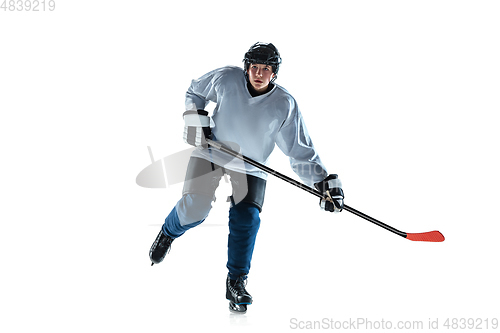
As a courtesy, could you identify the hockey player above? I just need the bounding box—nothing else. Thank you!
[149,42,344,313]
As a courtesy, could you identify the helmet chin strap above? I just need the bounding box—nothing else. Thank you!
[246,81,274,97]
[244,69,277,84]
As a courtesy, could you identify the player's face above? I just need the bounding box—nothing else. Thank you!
[247,64,275,93]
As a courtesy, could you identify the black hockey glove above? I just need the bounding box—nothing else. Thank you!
[183,110,212,147]
[314,174,344,213]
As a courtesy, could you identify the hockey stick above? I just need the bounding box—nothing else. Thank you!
[206,139,444,242]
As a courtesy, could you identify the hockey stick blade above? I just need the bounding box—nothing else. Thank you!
[343,205,445,242]
[405,231,445,242]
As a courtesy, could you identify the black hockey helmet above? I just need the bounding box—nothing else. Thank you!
[243,42,282,81]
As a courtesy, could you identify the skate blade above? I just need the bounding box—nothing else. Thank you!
[229,302,247,314]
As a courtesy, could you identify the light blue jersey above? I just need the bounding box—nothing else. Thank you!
[185,66,328,187]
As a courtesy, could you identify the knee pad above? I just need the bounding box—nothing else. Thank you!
[176,193,214,226]
[229,202,261,230]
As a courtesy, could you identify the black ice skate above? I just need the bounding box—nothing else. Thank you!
[226,275,252,314]
[149,230,174,266]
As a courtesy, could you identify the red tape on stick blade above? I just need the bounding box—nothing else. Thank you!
[406,231,445,242]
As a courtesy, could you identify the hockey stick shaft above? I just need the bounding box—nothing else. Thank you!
[206,139,444,242]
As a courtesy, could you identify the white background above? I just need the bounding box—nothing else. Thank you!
[1,1,499,332]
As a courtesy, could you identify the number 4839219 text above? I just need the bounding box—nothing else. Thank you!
[1,0,56,11]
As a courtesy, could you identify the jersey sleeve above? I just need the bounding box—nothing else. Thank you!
[185,68,223,111]
[275,99,329,187]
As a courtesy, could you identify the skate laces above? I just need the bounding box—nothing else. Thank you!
[157,233,173,254]
[163,236,173,253]
[232,276,248,292]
